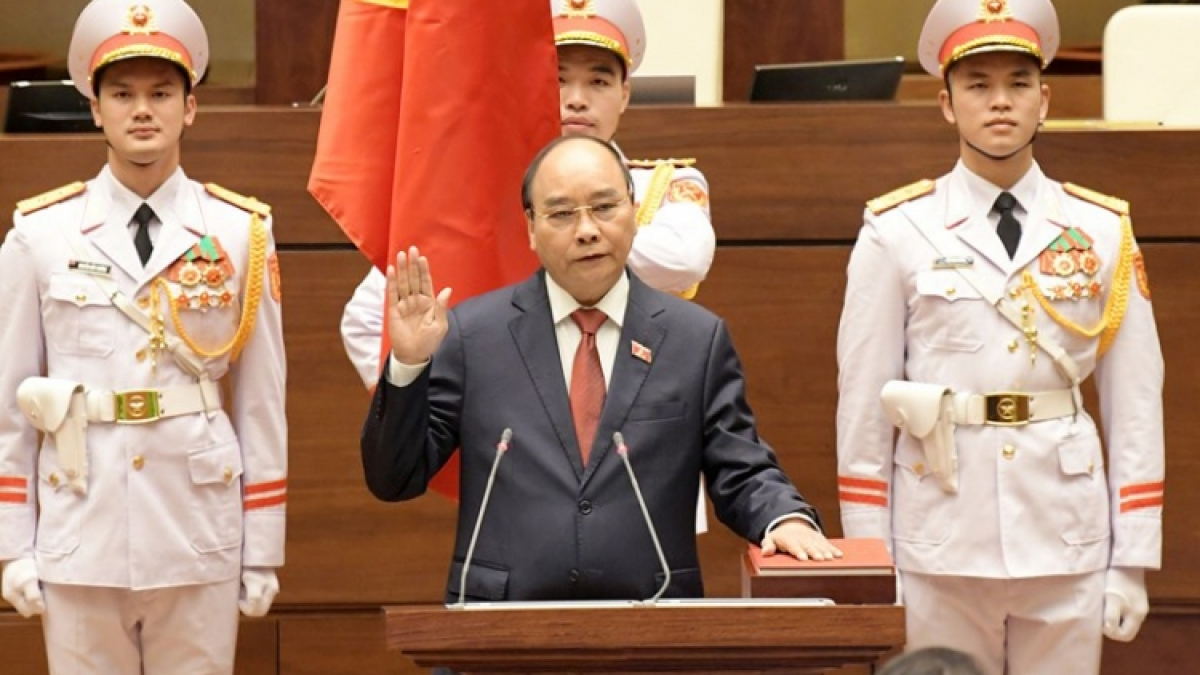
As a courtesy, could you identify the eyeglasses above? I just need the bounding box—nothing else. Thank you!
[528,196,630,230]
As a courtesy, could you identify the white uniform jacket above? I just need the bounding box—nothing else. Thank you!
[0,167,288,590]
[836,162,1163,578]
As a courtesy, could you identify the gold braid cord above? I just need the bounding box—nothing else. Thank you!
[156,213,268,362]
[1020,215,1134,355]
[635,162,674,227]
[1097,216,1136,356]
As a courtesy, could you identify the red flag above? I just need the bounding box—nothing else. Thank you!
[310,0,559,499]
[308,0,409,268]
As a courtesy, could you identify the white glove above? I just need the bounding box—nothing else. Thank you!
[1103,567,1149,642]
[2,558,45,618]
[238,567,279,618]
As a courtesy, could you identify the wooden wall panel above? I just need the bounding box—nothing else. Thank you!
[6,107,1200,246]
[723,0,845,102]
[278,614,416,675]
[255,0,339,105]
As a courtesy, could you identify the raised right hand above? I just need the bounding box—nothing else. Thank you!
[386,246,453,365]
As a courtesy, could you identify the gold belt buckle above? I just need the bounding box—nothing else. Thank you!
[114,390,161,424]
[984,393,1030,426]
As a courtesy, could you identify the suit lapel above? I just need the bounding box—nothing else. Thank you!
[945,180,1012,274]
[141,181,205,287]
[581,275,666,488]
[509,273,587,479]
[1009,179,1069,272]
[81,186,144,282]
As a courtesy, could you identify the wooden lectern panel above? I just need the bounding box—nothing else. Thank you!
[385,603,904,674]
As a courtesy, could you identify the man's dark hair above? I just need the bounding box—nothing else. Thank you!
[521,135,635,212]
[876,647,985,675]
[92,60,194,97]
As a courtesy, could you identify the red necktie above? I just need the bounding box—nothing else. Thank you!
[570,308,607,464]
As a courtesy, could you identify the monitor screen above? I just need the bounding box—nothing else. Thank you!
[4,80,99,134]
[749,57,906,103]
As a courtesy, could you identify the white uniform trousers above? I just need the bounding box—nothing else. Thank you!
[42,578,240,675]
[902,571,1105,675]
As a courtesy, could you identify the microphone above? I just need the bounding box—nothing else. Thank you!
[456,427,512,607]
[613,431,671,603]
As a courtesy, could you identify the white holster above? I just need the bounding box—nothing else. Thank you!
[880,380,958,494]
[16,378,89,496]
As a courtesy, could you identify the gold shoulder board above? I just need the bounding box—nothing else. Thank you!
[16,182,87,216]
[866,179,936,216]
[205,183,272,217]
[627,157,697,169]
[1063,183,1129,216]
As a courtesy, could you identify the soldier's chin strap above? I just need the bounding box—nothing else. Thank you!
[892,198,1085,414]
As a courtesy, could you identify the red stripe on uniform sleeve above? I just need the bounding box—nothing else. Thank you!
[1120,496,1164,513]
[245,479,288,495]
[839,489,888,507]
[838,476,888,492]
[1119,482,1164,498]
[244,494,287,511]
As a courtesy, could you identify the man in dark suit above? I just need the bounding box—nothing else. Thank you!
[362,135,838,603]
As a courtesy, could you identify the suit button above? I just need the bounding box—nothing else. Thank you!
[223,467,235,484]
[48,473,60,487]
[1002,444,1016,460]
[568,569,581,584]
[132,455,145,471]
[578,500,592,515]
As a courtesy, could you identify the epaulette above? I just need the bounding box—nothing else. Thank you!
[204,183,272,217]
[626,157,697,169]
[16,182,87,216]
[866,179,936,216]
[1063,183,1129,216]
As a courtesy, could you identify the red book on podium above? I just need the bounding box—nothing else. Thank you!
[741,538,897,605]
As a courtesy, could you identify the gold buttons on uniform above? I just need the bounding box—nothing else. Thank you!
[1002,444,1016,460]
[1009,287,1022,299]
[1008,339,1020,353]
[945,287,957,297]
[223,467,234,484]
[136,349,148,363]
[913,462,926,476]
[136,295,150,310]
[75,293,88,303]
[48,473,60,487]
[132,456,145,471]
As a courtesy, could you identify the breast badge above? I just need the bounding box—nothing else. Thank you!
[166,236,236,311]
[1037,227,1103,301]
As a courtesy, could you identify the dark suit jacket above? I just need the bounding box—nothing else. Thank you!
[362,270,820,602]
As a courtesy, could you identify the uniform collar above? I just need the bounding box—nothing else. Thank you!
[955,159,1043,218]
[546,269,629,329]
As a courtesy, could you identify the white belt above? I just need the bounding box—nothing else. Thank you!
[952,389,1076,426]
[85,380,221,424]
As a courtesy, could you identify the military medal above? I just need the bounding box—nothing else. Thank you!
[1037,227,1102,301]
[166,235,236,311]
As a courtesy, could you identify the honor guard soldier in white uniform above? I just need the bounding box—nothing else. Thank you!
[836,1,1163,673]
[339,0,714,531]
[0,1,288,673]
[341,0,716,387]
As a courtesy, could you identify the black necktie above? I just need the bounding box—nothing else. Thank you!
[993,191,1021,259]
[133,203,155,265]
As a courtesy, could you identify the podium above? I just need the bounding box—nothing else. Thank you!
[384,601,905,674]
